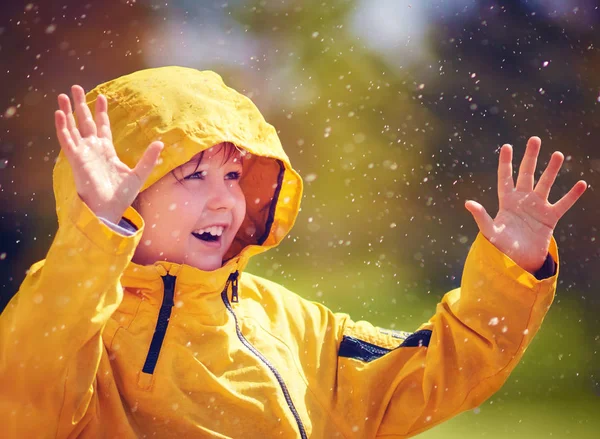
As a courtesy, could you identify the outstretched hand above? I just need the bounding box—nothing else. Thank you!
[465,136,587,274]
[55,85,164,224]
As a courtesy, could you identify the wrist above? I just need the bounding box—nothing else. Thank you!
[77,193,126,225]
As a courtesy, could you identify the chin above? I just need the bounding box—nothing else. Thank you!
[190,258,223,272]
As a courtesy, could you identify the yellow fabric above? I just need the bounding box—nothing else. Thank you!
[0,66,559,438]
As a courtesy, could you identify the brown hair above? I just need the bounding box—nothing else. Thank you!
[132,142,243,210]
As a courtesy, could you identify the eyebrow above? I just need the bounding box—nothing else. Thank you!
[181,153,243,169]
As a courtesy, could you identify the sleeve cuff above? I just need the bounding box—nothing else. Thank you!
[474,233,559,289]
[68,195,144,255]
[98,216,139,237]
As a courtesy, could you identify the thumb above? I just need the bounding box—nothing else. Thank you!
[133,141,164,184]
[465,200,494,236]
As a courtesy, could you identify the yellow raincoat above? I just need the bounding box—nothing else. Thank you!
[0,67,558,438]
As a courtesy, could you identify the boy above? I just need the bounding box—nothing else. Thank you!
[0,66,587,438]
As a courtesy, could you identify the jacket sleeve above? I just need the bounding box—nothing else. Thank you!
[332,233,558,438]
[0,195,143,438]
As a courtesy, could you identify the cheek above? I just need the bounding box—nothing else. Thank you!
[149,194,199,228]
[234,187,247,223]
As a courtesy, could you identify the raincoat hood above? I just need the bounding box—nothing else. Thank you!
[52,66,303,278]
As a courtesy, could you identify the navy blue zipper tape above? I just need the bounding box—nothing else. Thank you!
[338,335,392,362]
[221,272,307,439]
[142,274,176,374]
[230,272,239,303]
[339,329,432,362]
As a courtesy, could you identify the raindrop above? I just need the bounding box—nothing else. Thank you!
[304,173,317,182]
[488,317,499,326]
[353,133,366,143]
[542,61,549,67]
[4,106,17,118]
[45,24,57,34]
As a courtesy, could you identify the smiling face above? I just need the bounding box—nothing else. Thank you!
[131,143,246,271]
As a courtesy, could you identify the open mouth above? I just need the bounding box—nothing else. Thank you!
[192,232,220,243]
[191,225,226,247]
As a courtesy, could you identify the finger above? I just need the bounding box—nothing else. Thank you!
[55,110,77,155]
[57,93,82,144]
[465,200,495,237]
[133,141,164,184]
[94,94,113,141]
[534,151,564,200]
[552,180,587,218]
[497,144,514,198]
[515,136,541,192]
[71,85,97,138]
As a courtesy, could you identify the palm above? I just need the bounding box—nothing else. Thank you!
[72,137,139,212]
[466,137,586,274]
[489,191,555,272]
[55,85,163,223]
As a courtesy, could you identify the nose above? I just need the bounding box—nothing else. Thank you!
[206,178,237,211]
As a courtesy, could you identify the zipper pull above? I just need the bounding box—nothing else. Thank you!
[229,271,239,303]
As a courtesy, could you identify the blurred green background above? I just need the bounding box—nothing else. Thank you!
[0,0,598,437]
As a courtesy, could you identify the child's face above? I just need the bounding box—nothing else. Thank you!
[131,143,246,271]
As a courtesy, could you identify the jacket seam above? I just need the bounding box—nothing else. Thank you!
[108,296,144,350]
[55,364,71,439]
[243,315,352,439]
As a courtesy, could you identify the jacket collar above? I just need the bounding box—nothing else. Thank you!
[119,255,247,315]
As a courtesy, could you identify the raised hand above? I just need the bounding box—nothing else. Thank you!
[55,85,164,224]
[465,136,587,274]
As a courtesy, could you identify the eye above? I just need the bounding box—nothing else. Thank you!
[226,171,242,181]
[185,170,207,180]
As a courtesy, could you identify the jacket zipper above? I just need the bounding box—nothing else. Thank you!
[142,273,175,374]
[221,271,308,439]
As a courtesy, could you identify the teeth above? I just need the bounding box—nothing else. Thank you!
[194,226,224,237]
